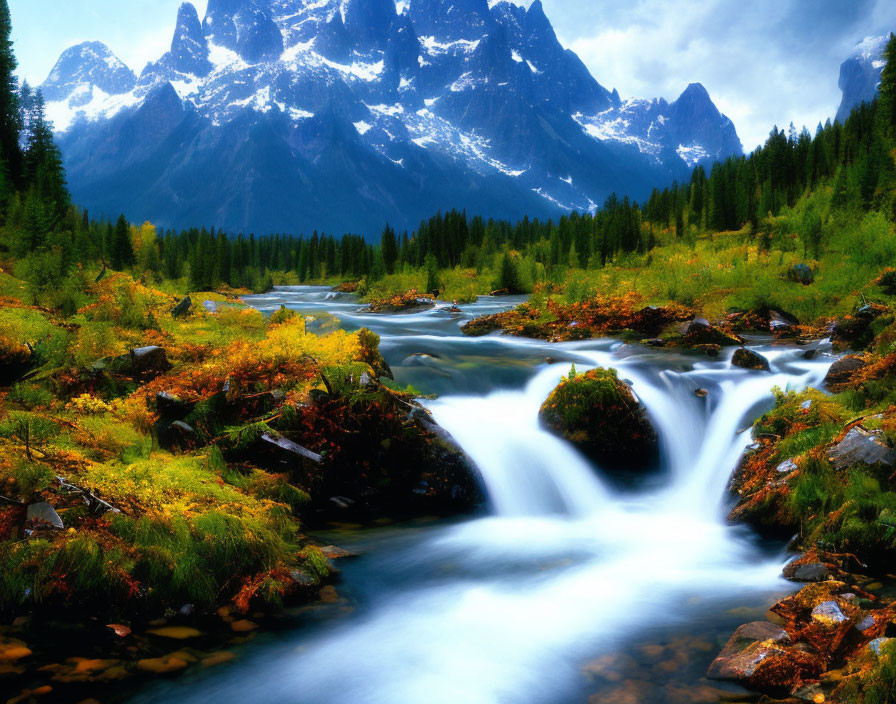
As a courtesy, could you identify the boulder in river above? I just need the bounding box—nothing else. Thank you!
[768,309,799,336]
[824,355,868,388]
[732,348,770,372]
[830,307,887,351]
[707,621,823,691]
[684,319,743,347]
[782,553,831,583]
[539,367,658,476]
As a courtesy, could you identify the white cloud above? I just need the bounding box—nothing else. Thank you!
[548,0,896,152]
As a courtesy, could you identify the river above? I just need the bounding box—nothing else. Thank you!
[133,286,835,704]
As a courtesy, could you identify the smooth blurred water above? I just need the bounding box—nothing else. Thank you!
[133,286,836,704]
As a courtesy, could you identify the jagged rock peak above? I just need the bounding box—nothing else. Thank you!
[41,41,136,102]
[170,2,212,76]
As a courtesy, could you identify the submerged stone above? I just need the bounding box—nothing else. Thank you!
[707,621,823,691]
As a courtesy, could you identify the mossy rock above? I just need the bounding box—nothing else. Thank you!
[732,348,771,372]
[683,319,744,347]
[539,367,658,476]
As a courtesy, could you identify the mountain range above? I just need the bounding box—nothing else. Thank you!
[42,0,745,236]
[836,34,889,124]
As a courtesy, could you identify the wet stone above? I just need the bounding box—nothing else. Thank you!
[776,459,798,474]
[810,600,848,627]
[783,558,829,583]
[146,626,203,640]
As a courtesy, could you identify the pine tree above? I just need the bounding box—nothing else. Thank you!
[424,253,440,295]
[495,251,522,294]
[878,34,896,137]
[23,91,67,222]
[381,224,398,275]
[111,214,135,270]
[0,0,20,184]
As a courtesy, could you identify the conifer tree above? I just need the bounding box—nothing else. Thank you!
[424,253,440,295]
[0,0,20,184]
[23,91,67,223]
[381,224,398,275]
[878,34,896,137]
[111,214,135,270]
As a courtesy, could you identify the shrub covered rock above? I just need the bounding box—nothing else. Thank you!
[539,366,658,476]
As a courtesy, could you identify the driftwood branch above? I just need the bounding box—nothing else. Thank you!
[56,476,122,516]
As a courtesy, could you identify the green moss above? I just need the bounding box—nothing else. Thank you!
[789,460,896,569]
[269,305,298,325]
[545,366,626,429]
[0,307,68,368]
[788,457,844,521]
[837,640,896,703]
[7,383,54,409]
[539,365,657,473]
[754,388,848,438]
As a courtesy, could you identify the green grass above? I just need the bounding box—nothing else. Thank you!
[775,423,841,462]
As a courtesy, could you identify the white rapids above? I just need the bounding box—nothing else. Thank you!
[134,286,836,704]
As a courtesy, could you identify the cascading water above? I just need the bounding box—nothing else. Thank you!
[133,287,837,704]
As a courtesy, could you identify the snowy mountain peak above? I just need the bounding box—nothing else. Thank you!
[836,34,889,123]
[44,0,743,236]
[41,41,136,103]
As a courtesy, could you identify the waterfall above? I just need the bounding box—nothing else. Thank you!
[429,345,831,522]
[427,367,610,516]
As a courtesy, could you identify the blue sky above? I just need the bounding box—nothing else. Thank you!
[9,0,896,151]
